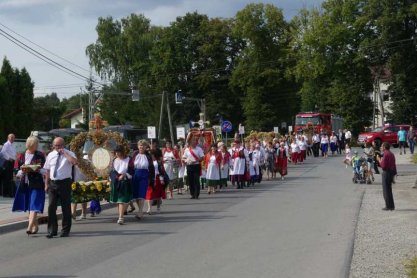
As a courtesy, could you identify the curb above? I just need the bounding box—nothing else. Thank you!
[0,202,115,235]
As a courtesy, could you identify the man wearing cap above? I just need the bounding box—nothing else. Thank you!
[377,142,396,210]
[44,137,77,238]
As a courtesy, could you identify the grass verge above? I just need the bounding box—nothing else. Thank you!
[413,154,417,164]
[405,257,417,277]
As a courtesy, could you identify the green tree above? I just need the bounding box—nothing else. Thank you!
[32,93,64,131]
[293,1,373,134]
[231,3,299,131]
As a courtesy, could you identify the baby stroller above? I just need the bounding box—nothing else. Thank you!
[352,157,372,184]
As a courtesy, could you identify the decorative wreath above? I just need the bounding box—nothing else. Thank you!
[70,130,129,180]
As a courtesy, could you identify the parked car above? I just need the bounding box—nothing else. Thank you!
[103,125,147,151]
[357,124,416,147]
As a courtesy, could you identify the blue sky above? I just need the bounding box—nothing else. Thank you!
[0,0,323,98]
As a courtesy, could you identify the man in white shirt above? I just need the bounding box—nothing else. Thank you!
[43,137,77,238]
[182,133,204,199]
[345,129,352,145]
[0,134,16,197]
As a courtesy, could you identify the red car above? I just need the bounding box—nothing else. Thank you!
[358,124,416,147]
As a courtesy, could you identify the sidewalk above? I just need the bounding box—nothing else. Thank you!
[0,196,112,234]
[350,149,417,278]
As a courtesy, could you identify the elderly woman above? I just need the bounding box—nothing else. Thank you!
[130,140,155,219]
[110,145,133,224]
[12,136,46,235]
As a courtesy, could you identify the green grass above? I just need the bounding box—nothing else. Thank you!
[413,154,417,164]
[405,257,417,277]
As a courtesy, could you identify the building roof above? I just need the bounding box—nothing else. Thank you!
[62,108,83,119]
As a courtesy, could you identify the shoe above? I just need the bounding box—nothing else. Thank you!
[59,233,69,237]
[135,214,142,220]
[26,230,32,236]
[77,215,86,221]
[128,207,135,213]
[190,196,195,199]
[156,208,161,213]
[90,212,95,217]
[146,210,152,215]
[382,207,389,211]
[31,226,39,234]
[45,233,57,239]
[117,218,124,225]
[124,211,128,215]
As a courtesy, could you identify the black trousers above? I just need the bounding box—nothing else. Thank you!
[312,143,320,157]
[382,171,395,209]
[187,164,201,198]
[0,160,15,197]
[48,178,72,235]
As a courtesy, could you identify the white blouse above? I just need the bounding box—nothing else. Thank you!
[134,154,149,169]
[114,157,130,175]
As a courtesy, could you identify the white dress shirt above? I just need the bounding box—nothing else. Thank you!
[1,141,16,161]
[114,157,132,179]
[183,146,204,165]
[44,149,76,180]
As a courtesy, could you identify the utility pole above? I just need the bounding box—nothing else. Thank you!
[158,91,165,140]
[166,92,175,144]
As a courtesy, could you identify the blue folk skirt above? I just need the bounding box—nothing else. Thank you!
[12,182,45,213]
[132,169,149,200]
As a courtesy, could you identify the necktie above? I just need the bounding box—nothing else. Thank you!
[53,153,61,179]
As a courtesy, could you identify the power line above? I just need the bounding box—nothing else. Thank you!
[0,21,98,77]
[0,27,105,87]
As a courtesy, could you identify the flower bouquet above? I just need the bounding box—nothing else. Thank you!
[71,178,111,203]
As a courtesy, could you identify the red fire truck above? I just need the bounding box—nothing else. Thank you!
[295,112,343,134]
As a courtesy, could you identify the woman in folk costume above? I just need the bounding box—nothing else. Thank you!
[248,144,259,186]
[290,139,300,165]
[329,131,338,155]
[12,136,46,235]
[218,143,231,190]
[231,140,249,189]
[177,140,186,194]
[298,136,307,163]
[320,132,330,158]
[145,149,167,214]
[228,141,236,186]
[162,139,180,199]
[130,140,155,219]
[204,145,221,194]
[276,142,288,180]
[109,145,133,225]
[264,141,275,180]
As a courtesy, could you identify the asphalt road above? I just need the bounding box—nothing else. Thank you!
[0,154,364,278]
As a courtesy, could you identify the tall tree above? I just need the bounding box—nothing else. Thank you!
[231,3,299,131]
[293,0,373,134]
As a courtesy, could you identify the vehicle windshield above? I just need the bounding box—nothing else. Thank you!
[372,127,383,132]
[295,116,320,125]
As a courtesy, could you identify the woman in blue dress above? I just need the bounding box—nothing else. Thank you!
[12,136,46,235]
[130,140,154,220]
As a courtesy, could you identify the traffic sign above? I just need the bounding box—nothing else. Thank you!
[238,124,245,135]
[147,126,156,139]
[221,120,233,133]
[274,127,279,133]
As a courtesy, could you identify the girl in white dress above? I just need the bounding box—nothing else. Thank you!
[205,145,221,194]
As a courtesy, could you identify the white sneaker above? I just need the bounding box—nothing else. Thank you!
[117,218,124,225]
[156,208,161,214]
[77,215,87,221]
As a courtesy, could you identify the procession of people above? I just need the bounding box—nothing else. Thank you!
[1,123,407,238]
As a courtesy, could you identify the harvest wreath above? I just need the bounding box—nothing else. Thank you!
[69,130,130,202]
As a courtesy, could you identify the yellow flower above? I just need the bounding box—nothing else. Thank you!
[81,185,86,192]
[97,184,103,192]
[71,183,77,191]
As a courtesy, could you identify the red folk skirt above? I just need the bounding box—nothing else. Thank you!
[291,152,298,164]
[277,156,288,176]
[145,175,166,200]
